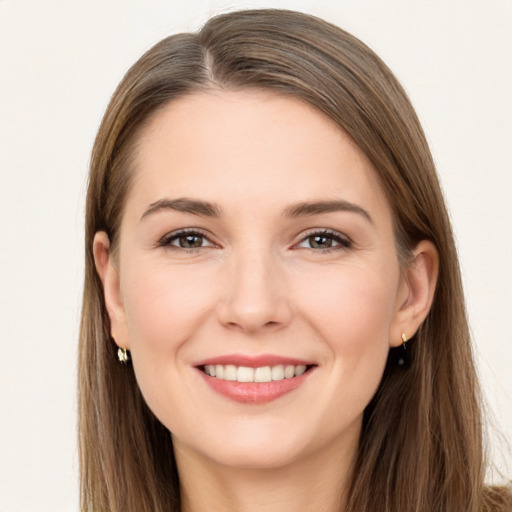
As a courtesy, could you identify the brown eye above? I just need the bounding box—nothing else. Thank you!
[297,230,352,251]
[159,230,214,250]
[177,234,205,248]
[309,235,334,249]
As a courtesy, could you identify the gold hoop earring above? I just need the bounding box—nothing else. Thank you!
[117,347,130,364]
[401,332,408,349]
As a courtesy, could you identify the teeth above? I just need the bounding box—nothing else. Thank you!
[284,365,295,379]
[295,365,306,376]
[237,366,254,382]
[271,365,284,380]
[203,363,310,382]
[254,366,272,382]
[224,365,237,381]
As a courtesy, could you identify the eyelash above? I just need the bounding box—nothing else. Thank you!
[157,228,353,253]
[296,229,352,253]
[158,229,214,252]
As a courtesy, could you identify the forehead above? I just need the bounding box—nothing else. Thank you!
[127,89,391,220]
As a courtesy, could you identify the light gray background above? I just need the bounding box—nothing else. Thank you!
[1,1,511,510]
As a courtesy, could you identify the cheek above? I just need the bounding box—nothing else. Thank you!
[297,264,398,406]
[120,260,216,357]
[118,261,218,427]
[299,262,399,347]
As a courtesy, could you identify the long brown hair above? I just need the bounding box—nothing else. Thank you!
[79,9,511,511]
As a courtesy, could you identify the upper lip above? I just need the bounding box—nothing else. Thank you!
[193,354,316,368]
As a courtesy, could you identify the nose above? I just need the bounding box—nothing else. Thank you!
[217,249,292,334]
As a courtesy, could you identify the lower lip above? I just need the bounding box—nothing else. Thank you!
[197,369,313,404]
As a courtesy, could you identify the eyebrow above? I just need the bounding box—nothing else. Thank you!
[140,197,373,224]
[283,200,373,224]
[141,198,222,220]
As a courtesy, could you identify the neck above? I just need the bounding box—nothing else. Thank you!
[175,427,358,512]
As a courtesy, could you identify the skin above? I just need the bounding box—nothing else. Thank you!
[94,90,438,512]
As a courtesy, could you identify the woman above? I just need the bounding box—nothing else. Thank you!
[79,8,511,512]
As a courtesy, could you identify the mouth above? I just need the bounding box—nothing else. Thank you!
[199,363,315,383]
[194,355,317,404]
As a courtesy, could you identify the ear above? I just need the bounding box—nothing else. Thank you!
[93,231,130,350]
[389,240,439,347]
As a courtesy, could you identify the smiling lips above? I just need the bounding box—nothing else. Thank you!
[195,355,316,404]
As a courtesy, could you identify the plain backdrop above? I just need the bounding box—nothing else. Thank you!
[0,1,511,510]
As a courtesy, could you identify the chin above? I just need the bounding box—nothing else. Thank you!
[202,439,307,471]
[179,417,339,471]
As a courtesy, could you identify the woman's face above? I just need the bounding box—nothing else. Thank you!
[101,90,412,469]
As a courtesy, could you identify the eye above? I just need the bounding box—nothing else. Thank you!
[297,230,352,251]
[159,229,215,250]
